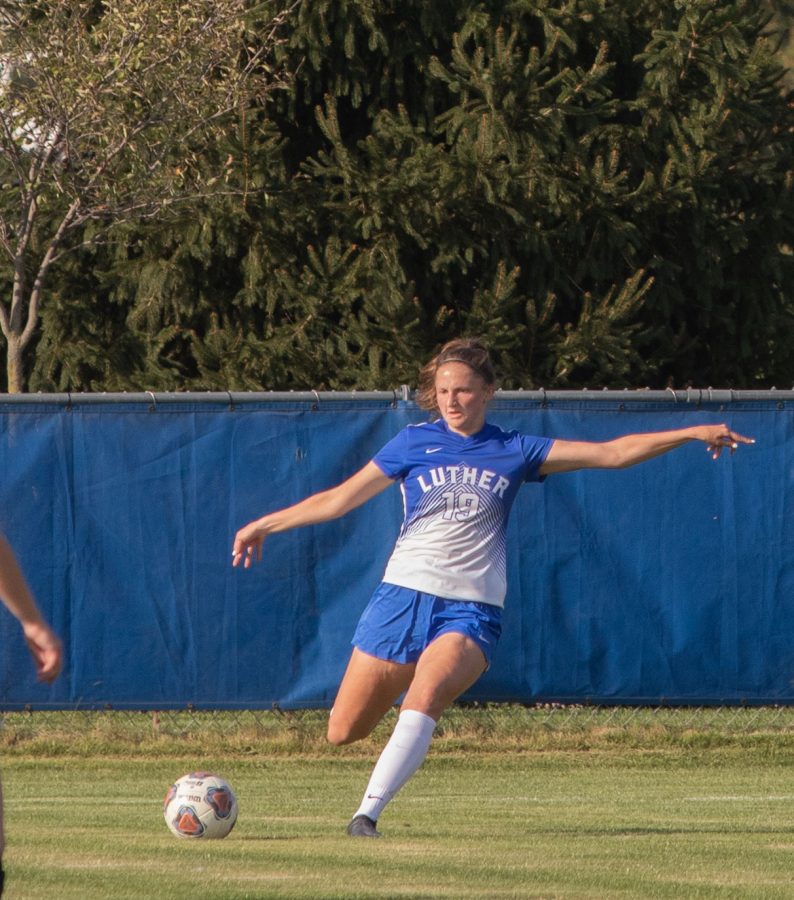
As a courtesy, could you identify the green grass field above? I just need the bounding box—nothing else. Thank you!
[3,708,794,899]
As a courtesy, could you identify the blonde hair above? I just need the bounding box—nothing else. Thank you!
[417,338,496,413]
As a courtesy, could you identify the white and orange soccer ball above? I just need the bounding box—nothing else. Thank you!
[163,771,238,839]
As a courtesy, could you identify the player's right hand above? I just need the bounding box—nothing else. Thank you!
[23,620,63,682]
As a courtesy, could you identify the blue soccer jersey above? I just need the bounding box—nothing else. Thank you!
[372,419,553,607]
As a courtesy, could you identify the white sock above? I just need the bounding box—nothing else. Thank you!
[354,709,437,822]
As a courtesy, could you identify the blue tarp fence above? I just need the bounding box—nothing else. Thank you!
[0,389,792,710]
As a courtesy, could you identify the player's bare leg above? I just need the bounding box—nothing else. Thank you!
[327,648,415,746]
[401,631,487,720]
[347,633,487,836]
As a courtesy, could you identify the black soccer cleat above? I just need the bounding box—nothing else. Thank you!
[346,814,382,838]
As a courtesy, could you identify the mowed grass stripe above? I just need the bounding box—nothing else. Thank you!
[4,749,794,899]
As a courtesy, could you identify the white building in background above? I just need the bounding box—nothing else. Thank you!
[0,53,63,158]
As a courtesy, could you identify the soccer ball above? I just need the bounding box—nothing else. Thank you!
[163,771,238,839]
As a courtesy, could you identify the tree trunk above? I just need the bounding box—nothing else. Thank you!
[6,338,24,393]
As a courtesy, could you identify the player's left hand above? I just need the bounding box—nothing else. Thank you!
[699,424,755,460]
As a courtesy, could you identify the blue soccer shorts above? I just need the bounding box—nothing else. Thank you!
[352,582,502,667]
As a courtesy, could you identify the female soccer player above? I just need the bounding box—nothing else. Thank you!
[231,338,753,837]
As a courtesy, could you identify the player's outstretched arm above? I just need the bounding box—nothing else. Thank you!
[232,461,394,569]
[0,534,63,683]
[539,424,755,476]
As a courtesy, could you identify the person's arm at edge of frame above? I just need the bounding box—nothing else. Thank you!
[539,423,756,476]
[0,534,62,683]
[232,461,395,569]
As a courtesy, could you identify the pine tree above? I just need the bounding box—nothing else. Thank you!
[29,0,794,391]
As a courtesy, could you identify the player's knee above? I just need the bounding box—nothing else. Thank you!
[326,720,354,746]
[326,714,369,746]
[325,714,342,745]
[326,707,348,745]
[326,729,350,746]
